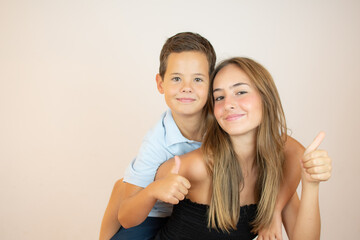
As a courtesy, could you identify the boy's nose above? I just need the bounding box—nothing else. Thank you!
[181,82,192,93]
[181,87,192,93]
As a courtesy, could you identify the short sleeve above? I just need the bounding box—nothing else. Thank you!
[124,134,170,188]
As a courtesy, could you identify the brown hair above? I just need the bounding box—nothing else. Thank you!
[159,32,216,79]
[202,57,287,233]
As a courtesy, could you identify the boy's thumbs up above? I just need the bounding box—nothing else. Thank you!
[154,155,190,204]
[171,155,181,174]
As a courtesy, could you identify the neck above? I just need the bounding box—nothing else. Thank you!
[171,111,203,142]
[230,131,257,168]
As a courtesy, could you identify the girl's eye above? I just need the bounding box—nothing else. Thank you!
[214,96,224,101]
[172,77,181,82]
[194,78,203,83]
[236,91,247,95]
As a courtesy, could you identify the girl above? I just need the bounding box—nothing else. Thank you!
[154,57,332,240]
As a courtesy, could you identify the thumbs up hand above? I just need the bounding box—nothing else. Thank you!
[301,132,332,184]
[170,155,181,174]
[152,156,191,205]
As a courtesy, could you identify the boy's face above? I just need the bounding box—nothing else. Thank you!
[156,51,209,118]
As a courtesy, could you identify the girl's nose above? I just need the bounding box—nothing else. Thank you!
[224,96,235,110]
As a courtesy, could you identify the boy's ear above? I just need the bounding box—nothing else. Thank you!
[156,74,164,94]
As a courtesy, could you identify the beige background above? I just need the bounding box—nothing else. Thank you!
[1,0,359,239]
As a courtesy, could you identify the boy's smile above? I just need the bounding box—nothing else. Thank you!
[156,51,209,118]
[176,97,196,103]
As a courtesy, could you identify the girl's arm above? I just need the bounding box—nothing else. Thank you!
[291,182,321,240]
[282,180,322,240]
[282,182,321,240]
[276,136,303,212]
[258,136,304,239]
[283,132,332,240]
[282,192,300,238]
[155,149,208,183]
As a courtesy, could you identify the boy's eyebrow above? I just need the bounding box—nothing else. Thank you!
[193,73,207,77]
[170,73,207,77]
[213,82,248,93]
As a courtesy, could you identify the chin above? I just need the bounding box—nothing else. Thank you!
[175,109,197,116]
[227,127,258,137]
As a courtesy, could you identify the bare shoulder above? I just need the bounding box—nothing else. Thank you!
[156,149,209,182]
[284,136,305,155]
[178,148,209,182]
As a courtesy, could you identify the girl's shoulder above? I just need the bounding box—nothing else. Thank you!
[156,149,209,183]
[179,148,209,182]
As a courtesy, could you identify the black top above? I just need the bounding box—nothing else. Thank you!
[155,198,258,240]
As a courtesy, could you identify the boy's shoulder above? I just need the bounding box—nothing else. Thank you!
[135,109,201,166]
[143,109,183,146]
[143,110,169,140]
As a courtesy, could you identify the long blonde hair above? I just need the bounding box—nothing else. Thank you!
[202,57,287,233]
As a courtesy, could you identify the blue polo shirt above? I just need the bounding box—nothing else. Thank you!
[123,109,202,217]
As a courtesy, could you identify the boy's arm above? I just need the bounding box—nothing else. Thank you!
[118,151,206,229]
[258,136,304,239]
[116,128,174,228]
[117,183,155,228]
[99,179,125,240]
[118,166,190,228]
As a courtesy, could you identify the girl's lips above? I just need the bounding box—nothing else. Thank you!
[176,98,195,103]
[225,114,245,121]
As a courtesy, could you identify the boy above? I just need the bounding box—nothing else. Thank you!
[100,32,303,240]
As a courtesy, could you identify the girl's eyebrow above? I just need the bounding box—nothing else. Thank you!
[213,82,249,93]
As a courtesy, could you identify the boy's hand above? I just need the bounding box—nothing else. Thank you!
[301,132,332,183]
[257,211,283,240]
[152,156,191,204]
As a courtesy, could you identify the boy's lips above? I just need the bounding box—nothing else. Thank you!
[176,98,196,103]
[225,114,245,121]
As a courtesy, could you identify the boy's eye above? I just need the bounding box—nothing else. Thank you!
[172,77,181,82]
[194,78,203,83]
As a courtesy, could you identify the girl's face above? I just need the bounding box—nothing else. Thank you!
[213,64,263,137]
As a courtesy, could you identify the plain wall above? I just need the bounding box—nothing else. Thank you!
[0,0,359,239]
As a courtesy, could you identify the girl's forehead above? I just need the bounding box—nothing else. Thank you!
[213,65,252,89]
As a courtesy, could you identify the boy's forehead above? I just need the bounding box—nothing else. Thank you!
[166,51,209,71]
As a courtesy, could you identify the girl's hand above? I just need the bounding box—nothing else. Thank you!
[301,132,332,184]
[257,211,283,240]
